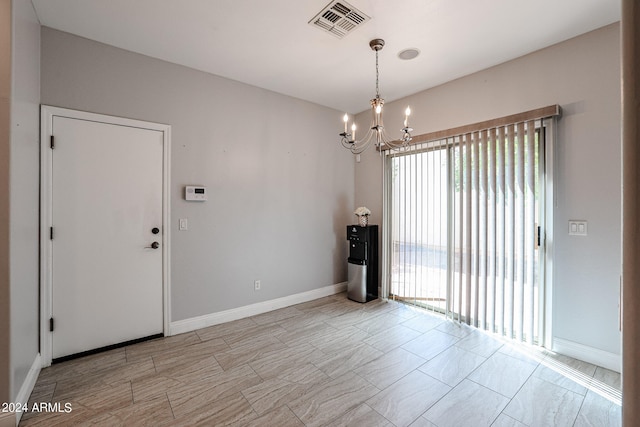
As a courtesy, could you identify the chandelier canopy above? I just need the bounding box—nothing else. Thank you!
[340,39,413,154]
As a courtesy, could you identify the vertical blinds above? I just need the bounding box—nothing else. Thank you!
[384,106,559,344]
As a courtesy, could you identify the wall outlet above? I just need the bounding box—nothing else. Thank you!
[254,280,261,291]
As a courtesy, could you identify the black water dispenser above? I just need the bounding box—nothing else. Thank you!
[347,225,378,303]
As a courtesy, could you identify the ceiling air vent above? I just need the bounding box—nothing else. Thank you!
[309,0,371,39]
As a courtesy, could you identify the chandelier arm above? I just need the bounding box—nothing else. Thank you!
[377,127,395,146]
[342,126,376,153]
[355,127,376,148]
[383,139,407,150]
[350,144,369,155]
[383,134,414,151]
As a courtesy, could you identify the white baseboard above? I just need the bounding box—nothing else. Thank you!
[553,337,621,372]
[13,353,41,425]
[6,353,42,427]
[170,282,347,336]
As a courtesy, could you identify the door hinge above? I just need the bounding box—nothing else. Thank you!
[49,317,54,332]
[50,135,54,149]
[50,226,54,240]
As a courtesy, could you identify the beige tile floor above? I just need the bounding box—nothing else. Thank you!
[20,294,621,426]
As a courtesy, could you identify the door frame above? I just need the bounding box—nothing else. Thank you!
[39,105,171,367]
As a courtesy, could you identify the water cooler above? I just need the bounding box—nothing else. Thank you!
[346,225,378,303]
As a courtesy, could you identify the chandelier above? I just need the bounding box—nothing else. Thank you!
[340,39,413,154]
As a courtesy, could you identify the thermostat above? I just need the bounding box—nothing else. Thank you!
[185,186,207,201]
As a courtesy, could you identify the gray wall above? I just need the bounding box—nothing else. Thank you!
[9,0,40,400]
[0,0,12,405]
[355,24,621,356]
[41,27,354,322]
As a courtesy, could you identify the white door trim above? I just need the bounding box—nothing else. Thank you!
[39,105,171,367]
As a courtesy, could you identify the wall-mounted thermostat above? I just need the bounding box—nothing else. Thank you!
[185,186,207,201]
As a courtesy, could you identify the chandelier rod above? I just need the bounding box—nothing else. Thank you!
[375,48,380,98]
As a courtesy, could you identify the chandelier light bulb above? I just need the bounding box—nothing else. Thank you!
[375,104,382,114]
[343,113,349,133]
[404,106,411,127]
[351,123,356,140]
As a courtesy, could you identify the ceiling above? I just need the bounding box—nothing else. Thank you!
[31,0,620,114]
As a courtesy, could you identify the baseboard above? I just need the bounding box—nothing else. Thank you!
[13,353,42,424]
[170,282,347,336]
[553,337,621,372]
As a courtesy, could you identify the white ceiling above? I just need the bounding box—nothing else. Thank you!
[31,0,620,114]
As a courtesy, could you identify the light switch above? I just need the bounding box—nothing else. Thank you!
[568,220,587,236]
[179,218,188,231]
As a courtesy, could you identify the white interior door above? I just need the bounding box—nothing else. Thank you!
[51,115,164,359]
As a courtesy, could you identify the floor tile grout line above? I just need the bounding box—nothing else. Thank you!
[414,373,458,427]
[283,403,305,427]
[383,366,455,425]
[126,380,134,410]
[492,356,548,425]
[492,413,521,427]
[244,398,262,425]
[366,400,400,427]
[530,371,593,397]
[165,391,177,421]
[571,394,588,427]
[438,377,510,427]
[465,375,516,401]
[464,345,539,392]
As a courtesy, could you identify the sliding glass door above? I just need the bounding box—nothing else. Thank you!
[388,144,449,312]
[384,120,549,345]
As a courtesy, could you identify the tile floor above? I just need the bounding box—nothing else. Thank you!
[20,293,621,426]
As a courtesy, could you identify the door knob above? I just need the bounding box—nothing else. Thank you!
[146,241,159,249]
[151,227,160,234]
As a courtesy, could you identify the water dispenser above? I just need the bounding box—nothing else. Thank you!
[346,225,378,303]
